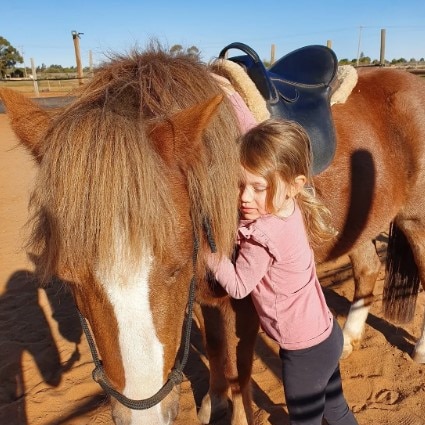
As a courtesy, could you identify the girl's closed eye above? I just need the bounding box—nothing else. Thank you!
[253,185,267,193]
[238,183,267,193]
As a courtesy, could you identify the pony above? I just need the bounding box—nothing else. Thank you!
[1,45,425,425]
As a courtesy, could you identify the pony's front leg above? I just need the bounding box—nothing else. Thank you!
[342,240,381,358]
[198,297,259,425]
[197,303,231,424]
[227,297,259,425]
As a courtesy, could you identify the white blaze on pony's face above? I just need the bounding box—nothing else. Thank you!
[96,254,173,425]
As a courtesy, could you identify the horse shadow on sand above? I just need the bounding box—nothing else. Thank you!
[0,268,101,424]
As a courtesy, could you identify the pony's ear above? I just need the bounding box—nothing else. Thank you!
[148,94,224,167]
[0,88,51,162]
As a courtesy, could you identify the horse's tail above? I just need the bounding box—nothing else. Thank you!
[382,221,420,323]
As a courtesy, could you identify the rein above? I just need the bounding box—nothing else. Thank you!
[78,219,216,410]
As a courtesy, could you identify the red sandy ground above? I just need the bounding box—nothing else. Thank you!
[1,110,425,425]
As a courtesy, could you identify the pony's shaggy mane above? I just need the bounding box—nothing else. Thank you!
[29,45,240,282]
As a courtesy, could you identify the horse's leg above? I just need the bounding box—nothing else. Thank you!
[198,298,259,425]
[342,240,382,358]
[228,298,259,425]
[414,314,425,363]
[196,303,230,424]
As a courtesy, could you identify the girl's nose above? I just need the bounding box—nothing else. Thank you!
[240,186,253,202]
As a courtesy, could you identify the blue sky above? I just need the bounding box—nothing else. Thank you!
[4,0,425,68]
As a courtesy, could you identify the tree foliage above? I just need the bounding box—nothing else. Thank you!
[0,36,23,77]
[169,44,183,55]
[169,44,200,58]
[187,45,200,57]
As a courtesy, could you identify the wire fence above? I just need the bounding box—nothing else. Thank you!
[1,63,424,99]
[0,73,93,96]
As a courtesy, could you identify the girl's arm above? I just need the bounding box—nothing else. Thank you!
[207,239,272,298]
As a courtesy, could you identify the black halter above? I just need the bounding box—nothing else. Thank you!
[78,219,216,409]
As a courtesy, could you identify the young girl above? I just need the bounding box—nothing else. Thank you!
[208,119,358,425]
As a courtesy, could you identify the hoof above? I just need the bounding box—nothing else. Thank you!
[198,393,228,424]
[412,348,425,364]
[340,346,352,359]
[341,330,362,360]
[341,340,353,359]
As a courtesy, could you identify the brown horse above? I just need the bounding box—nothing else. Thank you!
[0,48,259,425]
[1,46,425,425]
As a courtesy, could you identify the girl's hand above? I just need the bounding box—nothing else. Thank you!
[205,251,221,272]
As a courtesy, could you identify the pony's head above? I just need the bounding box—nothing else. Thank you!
[0,47,240,424]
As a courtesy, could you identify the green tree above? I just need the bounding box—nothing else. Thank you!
[47,64,65,72]
[391,58,407,65]
[170,44,183,55]
[169,44,200,58]
[187,45,200,58]
[338,58,351,65]
[0,36,23,77]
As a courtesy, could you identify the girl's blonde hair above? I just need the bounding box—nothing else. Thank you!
[239,118,337,247]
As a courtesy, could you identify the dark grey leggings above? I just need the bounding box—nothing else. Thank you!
[279,320,358,425]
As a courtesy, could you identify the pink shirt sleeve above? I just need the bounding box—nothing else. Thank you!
[207,238,272,298]
[227,91,257,134]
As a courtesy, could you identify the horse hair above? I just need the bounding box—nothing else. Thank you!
[26,44,241,283]
[382,221,420,323]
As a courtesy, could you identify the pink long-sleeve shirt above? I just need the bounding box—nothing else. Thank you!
[209,204,333,350]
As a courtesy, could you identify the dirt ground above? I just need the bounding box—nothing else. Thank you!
[1,108,425,425]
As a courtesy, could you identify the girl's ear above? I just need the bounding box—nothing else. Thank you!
[292,175,307,196]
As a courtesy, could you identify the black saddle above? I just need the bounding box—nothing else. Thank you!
[219,42,338,175]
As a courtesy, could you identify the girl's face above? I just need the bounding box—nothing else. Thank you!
[239,167,306,220]
[239,168,269,220]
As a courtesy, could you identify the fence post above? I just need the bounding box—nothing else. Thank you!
[380,29,386,66]
[71,31,84,85]
[270,44,276,65]
[30,58,39,97]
